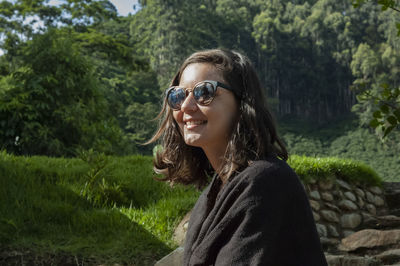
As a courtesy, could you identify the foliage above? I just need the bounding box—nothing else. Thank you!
[1,0,400,156]
[125,101,160,154]
[350,0,400,137]
[78,149,130,207]
[252,0,357,122]
[0,1,159,156]
[130,0,256,88]
[0,28,127,156]
[281,116,400,182]
[0,0,117,33]
[0,0,118,64]
[82,16,161,154]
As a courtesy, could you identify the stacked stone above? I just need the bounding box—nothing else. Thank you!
[305,177,388,242]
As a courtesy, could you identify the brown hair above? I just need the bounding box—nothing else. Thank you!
[148,49,287,187]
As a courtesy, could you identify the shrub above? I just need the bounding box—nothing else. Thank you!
[288,155,382,186]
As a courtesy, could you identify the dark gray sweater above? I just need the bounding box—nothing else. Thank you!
[183,156,328,266]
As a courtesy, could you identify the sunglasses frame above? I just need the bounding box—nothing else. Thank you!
[166,80,233,110]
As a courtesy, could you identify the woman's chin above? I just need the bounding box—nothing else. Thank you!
[184,135,204,148]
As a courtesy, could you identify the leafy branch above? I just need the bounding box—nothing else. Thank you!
[356,85,400,137]
[351,0,400,138]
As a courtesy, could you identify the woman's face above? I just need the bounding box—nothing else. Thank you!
[172,63,238,156]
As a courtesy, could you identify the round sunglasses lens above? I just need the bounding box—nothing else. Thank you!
[168,88,185,109]
[194,83,214,105]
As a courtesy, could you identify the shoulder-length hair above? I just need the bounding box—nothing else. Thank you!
[148,49,287,187]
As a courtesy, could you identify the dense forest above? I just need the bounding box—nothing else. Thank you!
[0,0,399,177]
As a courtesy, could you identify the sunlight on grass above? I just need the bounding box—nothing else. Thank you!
[0,150,383,264]
[288,155,382,186]
[0,151,199,264]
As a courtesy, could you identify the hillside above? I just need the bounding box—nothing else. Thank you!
[0,150,386,264]
[280,116,400,182]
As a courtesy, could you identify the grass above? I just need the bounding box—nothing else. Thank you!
[0,149,384,264]
[0,150,200,264]
[288,155,382,186]
[279,116,400,182]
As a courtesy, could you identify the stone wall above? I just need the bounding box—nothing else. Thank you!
[170,178,400,265]
[305,177,388,244]
[174,177,389,246]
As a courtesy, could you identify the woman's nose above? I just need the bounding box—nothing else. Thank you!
[180,92,198,112]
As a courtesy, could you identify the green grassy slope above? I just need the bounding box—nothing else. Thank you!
[0,148,384,264]
[280,117,400,182]
[0,151,200,264]
[288,155,381,185]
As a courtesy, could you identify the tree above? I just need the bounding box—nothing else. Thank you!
[88,16,161,154]
[0,28,127,156]
[0,0,164,155]
[130,0,258,88]
[351,0,400,137]
[252,0,356,122]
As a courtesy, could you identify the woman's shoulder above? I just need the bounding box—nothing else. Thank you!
[242,155,296,178]
[231,155,302,194]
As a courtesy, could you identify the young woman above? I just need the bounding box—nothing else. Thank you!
[149,49,327,265]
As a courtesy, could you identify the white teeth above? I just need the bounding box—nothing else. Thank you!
[186,121,206,125]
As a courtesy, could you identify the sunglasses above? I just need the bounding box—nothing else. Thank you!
[166,80,235,110]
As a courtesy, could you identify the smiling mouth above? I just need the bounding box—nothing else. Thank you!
[185,120,207,129]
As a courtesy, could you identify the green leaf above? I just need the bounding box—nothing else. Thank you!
[387,115,397,125]
[381,87,391,98]
[383,125,395,138]
[380,83,389,89]
[394,109,400,121]
[373,110,382,119]
[394,88,400,98]
[369,118,380,128]
[380,104,390,114]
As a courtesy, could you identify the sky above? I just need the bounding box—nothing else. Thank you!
[48,0,140,16]
[109,0,140,16]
